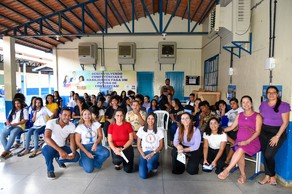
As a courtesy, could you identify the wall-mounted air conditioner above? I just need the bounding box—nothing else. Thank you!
[158,42,177,64]
[208,4,220,38]
[78,43,97,64]
[118,42,136,64]
[208,0,251,42]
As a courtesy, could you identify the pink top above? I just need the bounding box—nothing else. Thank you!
[234,112,260,156]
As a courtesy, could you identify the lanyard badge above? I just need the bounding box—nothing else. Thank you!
[84,124,95,143]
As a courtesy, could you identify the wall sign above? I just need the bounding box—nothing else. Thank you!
[186,76,200,85]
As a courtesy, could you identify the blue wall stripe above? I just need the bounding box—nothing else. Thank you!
[276,121,292,181]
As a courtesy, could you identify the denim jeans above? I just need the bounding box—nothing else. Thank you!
[42,145,80,172]
[79,143,110,173]
[25,126,45,150]
[169,122,178,141]
[0,126,23,151]
[139,151,160,179]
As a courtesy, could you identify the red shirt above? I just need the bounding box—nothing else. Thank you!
[108,122,133,147]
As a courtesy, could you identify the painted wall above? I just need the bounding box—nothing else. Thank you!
[202,0,292,183]
[56,15,203,98]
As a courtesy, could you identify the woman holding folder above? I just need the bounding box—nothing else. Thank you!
[171,112,202,175]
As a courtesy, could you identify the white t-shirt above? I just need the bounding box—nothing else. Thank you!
[99,109,105,116]
[137,126,164,152]
[44,119,75,147]
[9,108,29,129]
[225,107,244,126]
[33,107,53,127]
[75,122,101,144]
[203,132,227,150]
[186,100,195,107]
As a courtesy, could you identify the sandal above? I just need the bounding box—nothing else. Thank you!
[218,170,230,180]
[29,153,37,158]
[1,151,9,158]
[237,175,247,184]
[269,177,277,186]
[17,150,30,157]
[17,153,26,157]
[258,176,270,185]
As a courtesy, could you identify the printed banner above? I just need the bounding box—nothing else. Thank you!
[60,70,136,96]
[227,85,236,101]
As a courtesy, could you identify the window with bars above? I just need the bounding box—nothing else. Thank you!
[204,55,219,91]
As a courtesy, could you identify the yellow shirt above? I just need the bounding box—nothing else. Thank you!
[46,103,59,120]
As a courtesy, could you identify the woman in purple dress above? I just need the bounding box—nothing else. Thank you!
[218,95,262,184]
[258,86,290,185]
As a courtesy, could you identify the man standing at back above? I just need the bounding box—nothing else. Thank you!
[160,78,175,96]
[42,107,80,179]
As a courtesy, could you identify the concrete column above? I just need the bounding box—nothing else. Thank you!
[3,36,16,116]
[48,72,51,94]
[38,71,41,97]
[22,62,27,97]
[52,48,58,91]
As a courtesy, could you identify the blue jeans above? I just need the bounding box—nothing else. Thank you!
[42,145,80,172]
[169,122,178,141]
[25,126,45,150]
[79,143,110,173]
[139,151,160,179]
[0,126,23,151]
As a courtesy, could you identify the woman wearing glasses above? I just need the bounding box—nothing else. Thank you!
[171,112,202,175]
[258,86,290,185]
[75,109,110,173]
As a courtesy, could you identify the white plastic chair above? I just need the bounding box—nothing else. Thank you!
[154,110,169,150]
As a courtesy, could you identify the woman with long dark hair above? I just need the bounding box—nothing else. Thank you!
[26,96,37,129]
[169,98,184,146]
[18,97,53,158]
[258,86,290,185]
[46,94,59,119]
[0,98,28,159]
[72,97,89,126]
[219,95,262,184]
[137,113,164,179]
[53,91,63,109]
[171,112,202,175]
[120,90,127,101]
[203,118,227,174]
[148,99,159,113]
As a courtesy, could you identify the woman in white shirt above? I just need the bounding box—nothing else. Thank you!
[0,98,28,159]
[18,97,53,158]
[203,118,227,174]
[75,109,110,173]
[137,112,164,179]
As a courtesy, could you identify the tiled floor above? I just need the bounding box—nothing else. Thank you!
[0,147,291,194]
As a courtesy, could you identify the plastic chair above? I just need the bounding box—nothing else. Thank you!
[154,110,169,150]
[230,150,263,180]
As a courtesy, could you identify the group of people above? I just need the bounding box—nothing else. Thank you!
[0,85,290,185]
